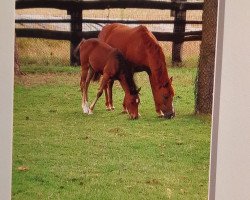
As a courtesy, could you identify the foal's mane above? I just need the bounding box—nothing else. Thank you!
[139,26,169,85]
[116,52,139,96]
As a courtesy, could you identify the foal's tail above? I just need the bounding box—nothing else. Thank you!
[74,38,102,82]
[73,38,86,61]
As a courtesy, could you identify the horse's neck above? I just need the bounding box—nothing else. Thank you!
[142,33,170,84]
[147,52,169,86]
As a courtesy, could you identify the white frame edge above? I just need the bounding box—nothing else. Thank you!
[209,1,250,199]
[1,0,250,199]
[0,1,15,200]
[208,0,225,199]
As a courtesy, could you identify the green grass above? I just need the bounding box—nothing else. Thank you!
[13,66,211,200]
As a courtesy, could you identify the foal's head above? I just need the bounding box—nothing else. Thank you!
[116,52,140,119]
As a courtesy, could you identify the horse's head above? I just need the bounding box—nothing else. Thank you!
[124,88,141,120]
[156,77,175,119]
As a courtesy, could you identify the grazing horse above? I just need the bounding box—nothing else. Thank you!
[75,38,140,119]
[99,23,175,119]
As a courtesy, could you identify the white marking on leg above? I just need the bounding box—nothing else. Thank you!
[172,102,175,113]
[83,102,89,114]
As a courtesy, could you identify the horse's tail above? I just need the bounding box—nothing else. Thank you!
[73,38,86,61]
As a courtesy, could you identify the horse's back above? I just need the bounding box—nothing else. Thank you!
[79,38,120,74]
[99,24,147,48]
[99,24,158,66]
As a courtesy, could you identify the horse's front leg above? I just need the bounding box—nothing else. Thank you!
[104,85,109,110]
[89,74,110,114]
[156,105,164,117]
[148,75,163,117]
[106,79,115,110]
[121,96,127,114]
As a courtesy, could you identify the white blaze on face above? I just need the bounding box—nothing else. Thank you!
[136,98,139,104]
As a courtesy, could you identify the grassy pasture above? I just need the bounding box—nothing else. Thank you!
[13,65,211,199]
[14,6,206,199]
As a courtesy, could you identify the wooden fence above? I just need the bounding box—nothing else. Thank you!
[15,0,203,66]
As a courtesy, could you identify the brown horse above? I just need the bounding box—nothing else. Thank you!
[75,38,140,119]
[99,23,175,119]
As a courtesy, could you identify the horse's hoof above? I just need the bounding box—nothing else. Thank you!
[83,107,89,114]
[106,107,112,111]
[88,110,93,115]
[106,105,115,111]
[121,110,127,114]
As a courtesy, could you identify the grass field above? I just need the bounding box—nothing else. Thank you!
[12,65,211,199]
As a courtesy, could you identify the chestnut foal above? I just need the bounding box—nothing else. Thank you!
[75,38,140,119]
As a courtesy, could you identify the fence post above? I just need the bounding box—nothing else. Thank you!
[170,0,176,17]
[172,0,187,67]
[68,9,82,66]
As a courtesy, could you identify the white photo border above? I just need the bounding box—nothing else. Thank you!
[0,0,15,200]
[1,1,250,199]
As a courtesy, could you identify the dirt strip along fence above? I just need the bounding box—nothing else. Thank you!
[15,0,204,66]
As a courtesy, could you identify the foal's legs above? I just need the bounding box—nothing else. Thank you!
[89,74,110,114]
[83,68,94,113]
[122,97,127,114]
[115,75,128,114]
[105,79,115,111]
[81,66,94,114]
[80,64,89,113]
[104,85,109,110]
[108,79,115,110]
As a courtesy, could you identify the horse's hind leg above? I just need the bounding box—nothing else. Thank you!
[81,66,94,114]
[80,64,89,113]
[89,74,110,114]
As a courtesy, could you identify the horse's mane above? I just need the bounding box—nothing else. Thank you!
[139,26,169,85]
[115,52,139,96]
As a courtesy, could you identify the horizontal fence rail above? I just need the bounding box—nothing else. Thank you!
[15,28,202,42]
[15,0,204,65]
[16,0,203,10]
[15,19,203,25]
